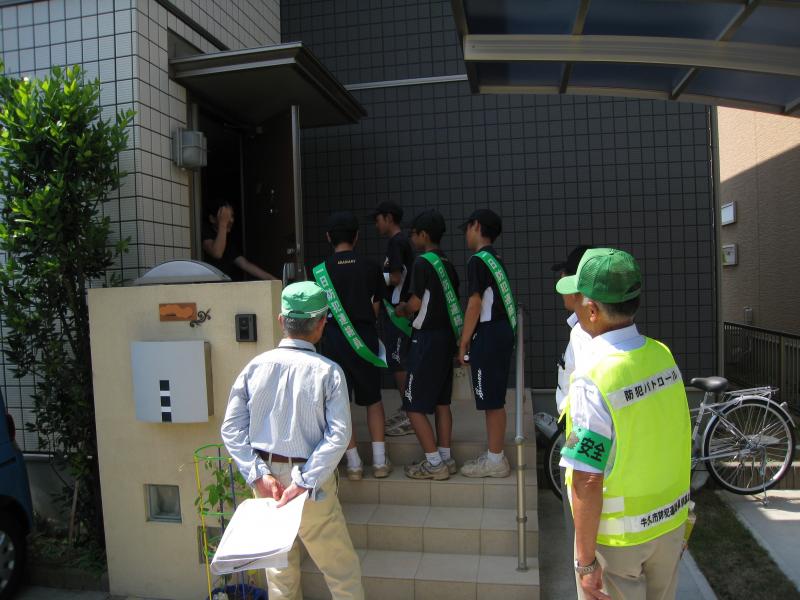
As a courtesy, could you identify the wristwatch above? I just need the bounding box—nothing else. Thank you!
[574,557,598,576]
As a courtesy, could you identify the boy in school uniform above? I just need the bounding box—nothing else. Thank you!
[458,209,516,478]
[372,201,415,437]
[314,212,393,480]
[395,209,462,480]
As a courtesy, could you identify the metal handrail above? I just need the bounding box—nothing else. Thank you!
[514,304,528,572]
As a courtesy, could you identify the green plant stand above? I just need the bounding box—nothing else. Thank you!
[193,444,264,600]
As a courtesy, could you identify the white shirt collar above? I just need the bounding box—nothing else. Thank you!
[567,313,579,328]
[279,338,317,352]
[589,323,641,352]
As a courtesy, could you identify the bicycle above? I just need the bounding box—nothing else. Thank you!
[690,376,796,501]
[539,376,797,502]
[532,411,566,501]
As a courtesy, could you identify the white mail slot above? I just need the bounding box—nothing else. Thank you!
[131,341,213,423]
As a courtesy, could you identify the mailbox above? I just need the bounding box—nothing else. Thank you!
[131,341,213,423]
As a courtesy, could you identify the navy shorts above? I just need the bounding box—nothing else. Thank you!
[320,321,382,407]
[380,309,411,372]
[469,319,514,410]
[402,328,455,415]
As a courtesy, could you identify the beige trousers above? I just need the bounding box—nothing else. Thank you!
[259,462,364,600]
[576,524,685,600]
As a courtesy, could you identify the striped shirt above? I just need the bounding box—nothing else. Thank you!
[221,338,352,500]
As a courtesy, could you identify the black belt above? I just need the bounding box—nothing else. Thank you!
[257,450,307,464]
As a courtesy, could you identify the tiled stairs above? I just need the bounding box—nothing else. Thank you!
[300,375,541,600]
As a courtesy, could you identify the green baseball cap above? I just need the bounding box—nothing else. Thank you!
[555,248,642,303]
[280,281,329,319]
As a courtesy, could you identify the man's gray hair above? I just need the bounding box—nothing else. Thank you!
[582,295,640,322]
[282,313,326,336]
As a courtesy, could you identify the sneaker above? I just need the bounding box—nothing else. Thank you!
[404,459,450,480]
[409,456,457,475]
[346,464,364,481]
[373,459,393,479]
[385,415,415,436]
[460,453,511,478]
[385,410,406,425]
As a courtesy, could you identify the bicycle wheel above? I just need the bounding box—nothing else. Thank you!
[703,397,796,494]
[544,430,565,501]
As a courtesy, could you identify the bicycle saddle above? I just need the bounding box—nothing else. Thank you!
[689,376,729,394]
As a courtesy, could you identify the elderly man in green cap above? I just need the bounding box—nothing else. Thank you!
[221,281,364,600]
[556,249,691,600]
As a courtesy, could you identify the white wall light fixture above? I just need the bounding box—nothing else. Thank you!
[721,202,736,226]
[722,243,738,266]
[172,128,207,169]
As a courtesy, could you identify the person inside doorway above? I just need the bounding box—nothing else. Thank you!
[202,201,278,281]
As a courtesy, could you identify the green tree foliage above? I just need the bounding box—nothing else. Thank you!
[0,63,134,547]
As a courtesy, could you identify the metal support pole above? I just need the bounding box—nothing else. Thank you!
[514,304,528,572]
[290,105,307,280]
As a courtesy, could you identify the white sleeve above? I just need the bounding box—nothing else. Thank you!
[559,376,614,474]
[555,340,575,415]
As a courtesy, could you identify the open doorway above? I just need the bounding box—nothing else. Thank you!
[171,44,366,282]
[197,109,295,282]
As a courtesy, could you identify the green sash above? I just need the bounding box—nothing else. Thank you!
[312,262,388,368]
[474,250,518,333]
[383,300,412,337]
[420,252,464,339]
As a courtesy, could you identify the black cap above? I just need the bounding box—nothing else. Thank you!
[551,245,594,275]
[411,209,446,239]
[371,201,403,222]
[326,211,359,233]
[459,209,502,238]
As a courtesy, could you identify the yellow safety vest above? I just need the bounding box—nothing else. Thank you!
[565,338,691,547]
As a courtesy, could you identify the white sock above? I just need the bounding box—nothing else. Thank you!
[426,451,443,466]
[346,447,362,468]
[438,447,451,461]
[372,442,386,466]
[487,450,505,464]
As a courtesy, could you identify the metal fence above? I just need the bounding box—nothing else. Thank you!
[724,322,800,413]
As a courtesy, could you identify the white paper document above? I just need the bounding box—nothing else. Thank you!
[210,493,307,575]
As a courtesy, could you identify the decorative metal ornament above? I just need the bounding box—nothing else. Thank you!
[190,308,212,328]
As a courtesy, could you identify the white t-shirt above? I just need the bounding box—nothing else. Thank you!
[555,313,593,415]
[559,324,646,474]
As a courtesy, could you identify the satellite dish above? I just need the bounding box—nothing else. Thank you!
[133,260,231,285]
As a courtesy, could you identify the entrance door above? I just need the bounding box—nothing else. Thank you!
[241,111,297,280]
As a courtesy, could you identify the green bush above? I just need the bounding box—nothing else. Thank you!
[0,62,134,548]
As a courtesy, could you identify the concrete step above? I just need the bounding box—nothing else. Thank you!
[337,467,538,511]
[342,503,538,558]
[301,549,540,600]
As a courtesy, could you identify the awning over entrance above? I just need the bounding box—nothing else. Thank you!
[451,0,800,116]
[169,43,366,127]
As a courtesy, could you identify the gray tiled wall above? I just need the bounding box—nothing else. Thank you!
[0,0,280,450]
[284,0,717,390]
